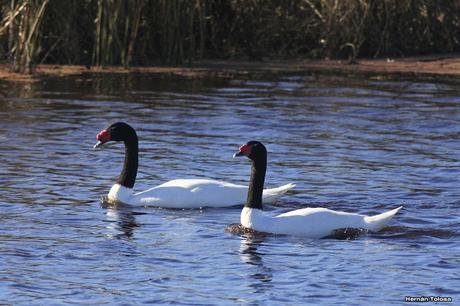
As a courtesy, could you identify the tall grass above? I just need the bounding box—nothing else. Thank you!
[0,0,49,72]
[0,0,459,73]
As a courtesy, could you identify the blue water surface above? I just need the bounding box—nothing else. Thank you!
[0,73,459,305]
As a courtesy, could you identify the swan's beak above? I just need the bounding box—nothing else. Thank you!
[94,129,111,149]
[93,140,103,149]
[233,151,244,158]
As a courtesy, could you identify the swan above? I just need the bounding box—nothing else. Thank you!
[234,141,402,238]
[94,122,295,208]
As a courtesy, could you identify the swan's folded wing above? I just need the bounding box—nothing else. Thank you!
[133,179,247,208]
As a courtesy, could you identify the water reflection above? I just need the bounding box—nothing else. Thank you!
[238,232,273,293]
[101,198,140,240]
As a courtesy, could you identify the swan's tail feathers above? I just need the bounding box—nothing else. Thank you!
[364,206,403,232]
[262,183,296,204]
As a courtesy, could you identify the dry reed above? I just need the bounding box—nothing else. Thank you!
[0,0,459,73]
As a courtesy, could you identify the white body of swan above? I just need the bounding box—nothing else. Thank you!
[241,206,402,238]
[108,179,295,209]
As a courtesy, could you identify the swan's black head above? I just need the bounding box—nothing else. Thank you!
[94,122,137,148]
[233,141,267,162]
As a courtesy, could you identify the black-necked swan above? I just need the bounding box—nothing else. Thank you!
[94,122,295,208]
[233,141,402,238]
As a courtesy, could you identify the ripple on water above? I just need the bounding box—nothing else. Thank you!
[0,74,459,305]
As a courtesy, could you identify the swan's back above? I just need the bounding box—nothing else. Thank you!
[249,206,403,238]
[272,208,369,238]
[134,179,247,208]
[158,179,243,189]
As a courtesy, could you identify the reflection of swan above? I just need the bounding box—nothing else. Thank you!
[239,234,265,265]
[239,234,273,292]
[101,197,139,239]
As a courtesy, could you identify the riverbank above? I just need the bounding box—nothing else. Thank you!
[1,55,460,82]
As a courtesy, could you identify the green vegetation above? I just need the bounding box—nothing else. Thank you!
[1,0,459,73]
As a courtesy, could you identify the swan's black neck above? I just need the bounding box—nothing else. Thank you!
[246,156,266,210]
[117,137,138,189]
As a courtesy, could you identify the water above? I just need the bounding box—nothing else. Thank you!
[1,73,459,305]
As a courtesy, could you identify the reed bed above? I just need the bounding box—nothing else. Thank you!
[0,0,459,73]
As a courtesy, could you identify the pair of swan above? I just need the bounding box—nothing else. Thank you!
[95,122,401,239]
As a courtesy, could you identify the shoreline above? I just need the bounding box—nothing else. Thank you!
[1,55,460,82]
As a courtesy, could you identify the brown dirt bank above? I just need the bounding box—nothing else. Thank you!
[1,55,460,82]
